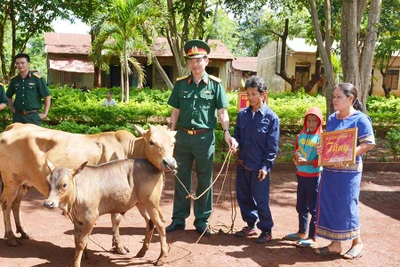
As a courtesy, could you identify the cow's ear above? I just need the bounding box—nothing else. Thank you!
[47,160,55,172]
[133,124,145,136]
[72,161,88,177]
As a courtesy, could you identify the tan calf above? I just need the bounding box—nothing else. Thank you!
[45,158,173,266]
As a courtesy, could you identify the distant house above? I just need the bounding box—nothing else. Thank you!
[45,33,94,89]
[230,57,257,90]
[44,33,234,90]
[257,37,400,96]
[258,38,320,93]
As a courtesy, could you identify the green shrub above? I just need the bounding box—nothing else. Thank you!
[2,86,399,163]
[386,127,400,161]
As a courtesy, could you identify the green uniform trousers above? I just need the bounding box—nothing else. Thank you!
[172,129,215,228]
[13,112,41,126]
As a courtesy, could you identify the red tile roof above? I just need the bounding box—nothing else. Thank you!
[44,33,233,60]
[232,57,258,72]
[45,32,91,55]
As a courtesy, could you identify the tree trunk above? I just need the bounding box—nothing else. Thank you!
[123,39,129,102]
[341,0,360,88]
[90,30,101,88]
[8,2,17,78]
[309,0,336,119]
[359,0,382,109]
[0,3,9,82]
[380,70,391,98]
[274,19,298,92]
[152,56,173,89]
[94,66,101,88]
[165,0,190,79]
[304,58,322,93]
[120,64,125,102]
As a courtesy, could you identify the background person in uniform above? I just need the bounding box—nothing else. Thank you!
[232,76,280,244]
[166,39,238,236]
[102,90,116,107]
[6,53,51,125]
[0,83,8,111]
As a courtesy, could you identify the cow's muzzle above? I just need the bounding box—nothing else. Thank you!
[162,158,177,173]
[43,199,58,209]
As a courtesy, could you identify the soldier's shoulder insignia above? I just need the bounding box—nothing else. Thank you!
[209,75,221,83]
[33,72,42,78]
[176,75,189,82]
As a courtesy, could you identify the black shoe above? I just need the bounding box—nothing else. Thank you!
[256,231,272,244]
[166,221,185,232]
[196,226,211,237]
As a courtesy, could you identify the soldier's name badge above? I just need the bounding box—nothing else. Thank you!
[28,82,35,85]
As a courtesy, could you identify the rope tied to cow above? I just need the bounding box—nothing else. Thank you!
[168,149,234,201]
[166,148,239,244]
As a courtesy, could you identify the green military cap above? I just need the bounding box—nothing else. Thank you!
[184,39,210,58]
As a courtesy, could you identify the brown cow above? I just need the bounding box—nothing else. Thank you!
[0,123,176,254]
[44,157,172,266]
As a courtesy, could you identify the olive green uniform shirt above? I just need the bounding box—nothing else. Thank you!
[0,84,7,105]
[167,72,228,129]
[6,71,50,112]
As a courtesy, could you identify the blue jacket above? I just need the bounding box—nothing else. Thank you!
[233,102,280,173]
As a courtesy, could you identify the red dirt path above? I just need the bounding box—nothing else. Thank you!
[1,169,399,267]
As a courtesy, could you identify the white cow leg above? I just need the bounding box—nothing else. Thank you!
[13,186,31,239]
[136,205,154,258]
[73,222,94,267]
[148,208,167,266]
[1,185,20,246]
[111,213,129,254]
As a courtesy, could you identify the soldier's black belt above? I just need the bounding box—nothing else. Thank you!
[181,128,210,135]
[17,110,38,115]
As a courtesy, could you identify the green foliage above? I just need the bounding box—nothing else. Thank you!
[365,95,400,130]
[2,87,399,163]
[374,0,400,74]
[267,91,326,130]
[385,127,400,161]
[0,1,71,82]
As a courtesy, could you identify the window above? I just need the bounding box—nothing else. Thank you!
[206,67,219,77]
[384,69,399,90]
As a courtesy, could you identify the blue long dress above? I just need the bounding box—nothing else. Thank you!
[316,111,375,241]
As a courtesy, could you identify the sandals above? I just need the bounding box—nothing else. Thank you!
[314,246,341,256]
[296,239,316,248]
[283,233,302,241]
[343,246,363,260]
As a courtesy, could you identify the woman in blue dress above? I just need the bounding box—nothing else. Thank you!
[314,83,375,259]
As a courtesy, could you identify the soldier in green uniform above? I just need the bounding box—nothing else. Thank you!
[0,83,8,111]
[166,39,238,236]
[7,53,51,126]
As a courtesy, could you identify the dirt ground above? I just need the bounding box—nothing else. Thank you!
[1,167,399,267]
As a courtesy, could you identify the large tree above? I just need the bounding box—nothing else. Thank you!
[155,0,211,78]
[225,0,382,115]
[0,0,70,82]
[309,0,382,115]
